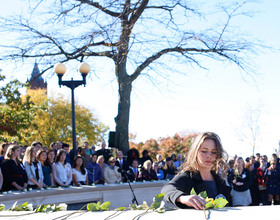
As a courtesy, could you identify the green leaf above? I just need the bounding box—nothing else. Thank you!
[101,202,111,211]
[151,202,161,210]
[190,188,197,195]
[213,197,228,208]
[199,191,207,199]
[115,207,126,211]
[0,205,5,211]
[19,202,28,207]
[87,203,100,211]
[205,201,214,209]
[153,193,164,203]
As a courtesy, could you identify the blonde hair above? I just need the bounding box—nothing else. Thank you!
[143,160,152,170]
[24,146,36,165]
[97,155,104,164]
[180,132,228,175]
[5,145,21,161]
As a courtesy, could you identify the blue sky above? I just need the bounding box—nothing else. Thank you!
[1,0,280,158]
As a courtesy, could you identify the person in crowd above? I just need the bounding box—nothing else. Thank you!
[141,160,158,181]
[47,149,56,165]
[97,155,107,184]
[245,162,259,206]
[23,146,44,189]
[115,151,129,171]
[170,153,177,162]
[1,145,28,191]
[256,156,268,205]
[264,158,280,205]
[20,145,27,159]
[52,149,72,187]
[155,154,165,170]
[227,159,235,187]
[255,153,261,164]
[37,149,54,187]
[86,154,102,184]
[104,157,121,184]
[164,157,177,180]
[96,142,112,164]
[127,159,141,182]
[31,141,43,152]
[79,147,91,168]
[0,169,3,190]
[56,141,63,151]
[231,157,252,206]
[85,142,94,156]
[62,143,71,164]
[0,142,9,167]
[174,154,184,171]
[115,150,129,182]
[140,150,153,166]
[161,132,231,210]
[127,148,140,167]
[250,155,260,170]
[153,161,164,180]
[50,142,57,151]
[72,156,88,186]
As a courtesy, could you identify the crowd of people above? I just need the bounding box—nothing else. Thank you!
[0,138,280,208]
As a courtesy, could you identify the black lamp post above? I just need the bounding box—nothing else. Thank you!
[53,62,90,158]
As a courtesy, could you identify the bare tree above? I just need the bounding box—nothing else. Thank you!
[0,0,258,153]
[236,104,262,155]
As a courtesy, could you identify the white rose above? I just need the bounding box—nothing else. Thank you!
[57,203,67,211]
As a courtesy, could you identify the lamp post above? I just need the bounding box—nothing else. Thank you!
[53,62,91,158]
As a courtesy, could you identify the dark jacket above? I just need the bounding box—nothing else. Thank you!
[161,171,232,209]
[233,168,252,192]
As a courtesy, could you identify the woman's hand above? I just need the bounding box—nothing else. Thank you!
[176,195,206,210]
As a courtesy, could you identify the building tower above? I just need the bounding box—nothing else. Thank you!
[29,63,47,90]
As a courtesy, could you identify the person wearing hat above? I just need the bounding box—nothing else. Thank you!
[104,157,121,184]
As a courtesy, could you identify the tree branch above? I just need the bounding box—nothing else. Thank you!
[76,0,121,17]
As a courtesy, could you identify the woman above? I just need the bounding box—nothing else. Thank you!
[37,149,54,187]
[256,156,268,205]
[163,157,177,180]
[141,160,158,181]
[245,162,259,206]
[52,149,72,186]
[153,162,164,180]
[161,132,231,210]
[264,158,280,205]
[104,157,121,184]
[231,157,252,206]
[1,145,28,191]
[72,156,88,186]
[97,155,108,184]
[0,142,9,167]
[155,154,165,170]
[23,146,44,189]
[47,149,56,165]
[86,154,102,184]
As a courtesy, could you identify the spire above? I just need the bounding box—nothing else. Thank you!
[29,63,47,90]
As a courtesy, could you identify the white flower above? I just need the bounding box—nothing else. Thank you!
[57,203,67,211]
[26,203,33,211]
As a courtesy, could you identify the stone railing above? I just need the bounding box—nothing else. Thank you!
[0,181,168,209]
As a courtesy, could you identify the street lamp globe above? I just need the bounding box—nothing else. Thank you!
[54,63,66,75]
[78,62,90,74]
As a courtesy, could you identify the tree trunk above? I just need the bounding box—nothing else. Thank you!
[114,62,132,155]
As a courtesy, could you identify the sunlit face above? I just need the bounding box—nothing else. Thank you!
[236,159,244,168]
[59,152,66,162]
[197,139,217,170]
[260,159,266,166]
[12,148,21,158]
[39,152,47,162]
[32,149,37,158]
[75,158,83,168]
[48,151,55,161]
[132,161,138,168]
[91,155,97,163]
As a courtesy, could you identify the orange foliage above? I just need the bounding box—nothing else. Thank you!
[129,132,198,161]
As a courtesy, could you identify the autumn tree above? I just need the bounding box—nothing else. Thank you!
[22,89,109,147]
[0,0,258,153]
[0,75,36,142]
